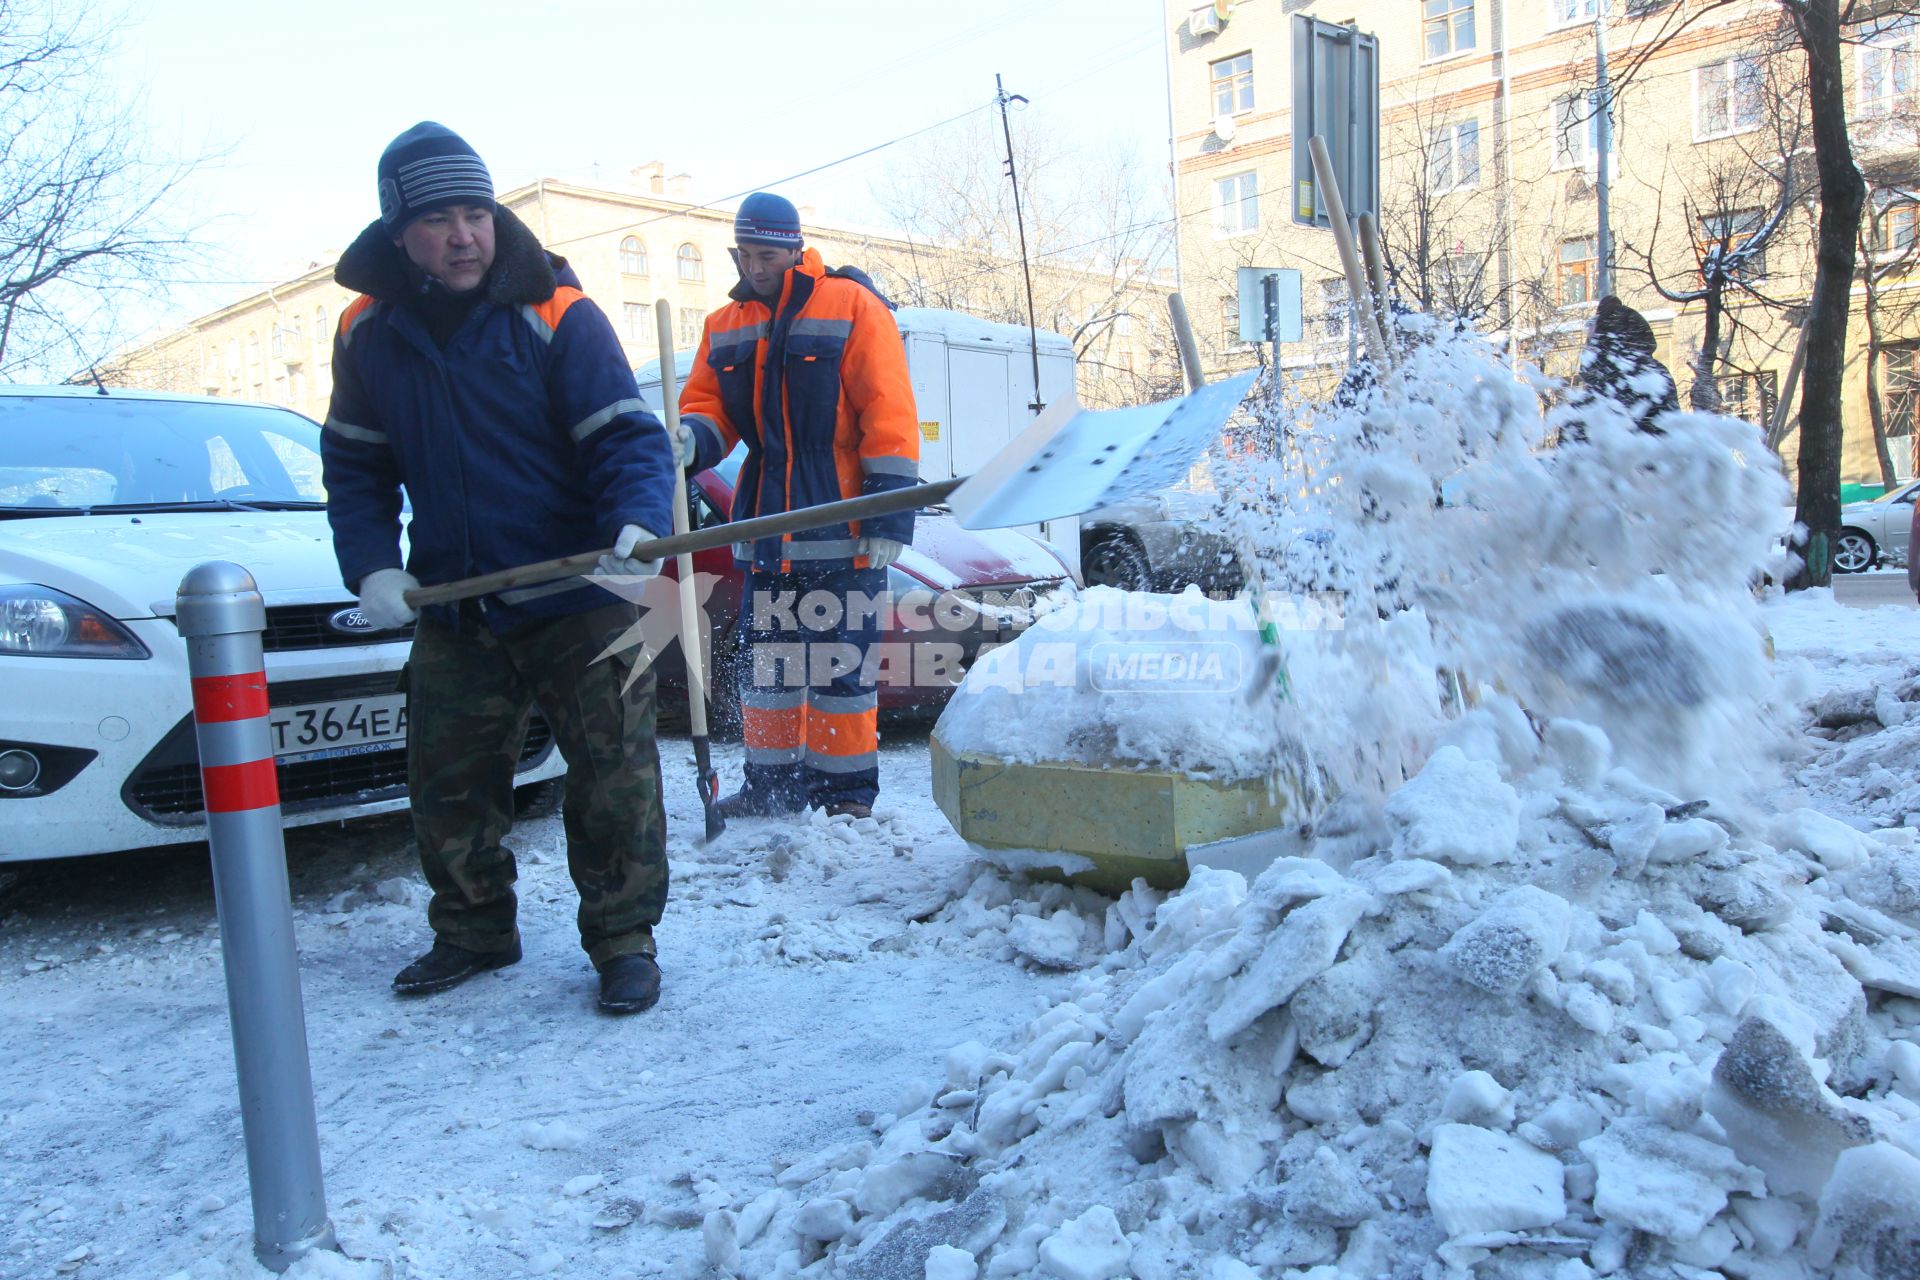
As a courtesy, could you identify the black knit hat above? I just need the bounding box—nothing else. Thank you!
[734,192,803,249]
[377,122,494,230]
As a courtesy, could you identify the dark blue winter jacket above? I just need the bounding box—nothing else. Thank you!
[321,205,674,632]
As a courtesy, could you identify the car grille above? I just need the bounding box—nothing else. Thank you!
[123,672,555,824]
[198,603,415,653]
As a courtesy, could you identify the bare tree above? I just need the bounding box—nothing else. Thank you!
[1857,166,1920,488]
[0,2,207,381]
[1603,0,1906,587]
[1609,33,1804,413]
[1375,86,1515,328]
[870,115,1180,407]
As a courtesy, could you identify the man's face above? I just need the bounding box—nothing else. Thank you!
[735,242,801,298]
[394,203,496,293]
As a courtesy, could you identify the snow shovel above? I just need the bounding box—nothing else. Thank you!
[401,367,1260,611]
[652,300,725,842]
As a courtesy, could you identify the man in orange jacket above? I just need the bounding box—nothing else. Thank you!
[678,192,920,820]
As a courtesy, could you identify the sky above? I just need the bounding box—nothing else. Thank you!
[118,0,1173,320]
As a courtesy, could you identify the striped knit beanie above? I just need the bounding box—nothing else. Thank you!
[733,192,804,249]
[377,122,494,230]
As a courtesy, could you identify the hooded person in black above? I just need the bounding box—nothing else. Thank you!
[1560,295,1680,444]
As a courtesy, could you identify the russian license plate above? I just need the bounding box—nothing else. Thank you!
[269,694,408,762]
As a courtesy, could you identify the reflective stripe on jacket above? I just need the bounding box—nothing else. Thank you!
[678,248,920,571]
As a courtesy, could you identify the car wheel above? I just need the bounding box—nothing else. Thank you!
[1083,535,1152,591]
[1833,528,1877,574]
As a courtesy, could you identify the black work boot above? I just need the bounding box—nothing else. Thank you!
[712,787,805,820]
[392,936,522,995]
[598,954,662,1014]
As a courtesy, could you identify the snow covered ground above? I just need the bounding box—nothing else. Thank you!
[0,731,1101,1280]
[1,589,1915,1280]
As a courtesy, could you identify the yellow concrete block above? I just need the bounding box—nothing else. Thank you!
[930,731,1304,893]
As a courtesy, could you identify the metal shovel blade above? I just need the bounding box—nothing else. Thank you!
[947,369,1259,530]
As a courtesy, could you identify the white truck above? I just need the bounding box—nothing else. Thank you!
[637,306,1083,575]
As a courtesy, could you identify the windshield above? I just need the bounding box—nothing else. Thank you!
[0,395,327,513]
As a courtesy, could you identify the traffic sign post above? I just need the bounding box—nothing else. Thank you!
[1291,17,1379,230]
[1236,266,1302,369]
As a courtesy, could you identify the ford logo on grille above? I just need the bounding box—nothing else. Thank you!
[328,607,383,635]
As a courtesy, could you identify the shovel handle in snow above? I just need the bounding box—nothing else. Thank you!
[403,477,965,609]
[1308,134,1392,371]
[654,300,726,842]
[1162,293,1292,705]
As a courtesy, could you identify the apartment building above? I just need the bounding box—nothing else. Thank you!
[110,165,1176,418]
[1167,0,1920,487]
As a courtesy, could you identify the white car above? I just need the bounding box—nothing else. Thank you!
[0,387,564,861]
[1834,478,1919,573]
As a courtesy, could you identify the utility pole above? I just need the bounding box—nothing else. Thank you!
[995,73,1045,413]
[1594,2,1613,298]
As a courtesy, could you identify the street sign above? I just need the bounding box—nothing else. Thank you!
[1291,16,1379,228]
[1236,267,1302,344]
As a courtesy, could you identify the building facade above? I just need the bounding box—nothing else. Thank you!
[1167,0,1920,488]
[109,167,1175,419]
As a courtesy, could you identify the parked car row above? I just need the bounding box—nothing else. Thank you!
[0,386,571,863]
[0,386,1080,860]
[1834,479,1919,572]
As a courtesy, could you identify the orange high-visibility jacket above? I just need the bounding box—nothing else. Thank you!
[679,249,919,571]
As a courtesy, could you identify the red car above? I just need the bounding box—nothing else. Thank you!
[643,447,1079,728]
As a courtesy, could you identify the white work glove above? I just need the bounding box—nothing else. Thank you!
[598,524,663,577]
[669,420,697,469]
[357,568,419,630]
[860,537,904,571]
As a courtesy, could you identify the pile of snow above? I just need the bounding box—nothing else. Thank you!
[702,325,1920,1277]
[714,699,1920,1278]
[934,588,1302,784]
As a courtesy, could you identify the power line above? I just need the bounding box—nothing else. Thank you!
[543,102,996,253]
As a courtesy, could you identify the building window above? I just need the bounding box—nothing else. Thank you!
[1220,295,1244,349]
[1695,56,1763,139]
[620,236,649,275]
[1428,120,1481,192]
[1319,278,1350,341]
[1552,90,1615,169]
[1550,0,1599,26]
[314,307,330,365]
[623,302,651,342]
[676,243,704,282]
[678,307,703,349]
[1210,52,1254,116]
[226,340,239,384]
[1424,0,1475,59]
[1879,200,1920,253]
[245,332,260,379]
[1696,209,1768,281]
[271,324,284,359]
[1886,343,1920,480]
[1859,18,1917,119]
[1716,370,1778,430]
[1558,236,1597,305]
[1213,171,1259,237]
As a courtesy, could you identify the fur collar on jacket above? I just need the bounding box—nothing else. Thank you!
[334,204,558,307]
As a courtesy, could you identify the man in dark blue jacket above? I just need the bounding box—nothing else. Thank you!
[322,122,676,1014]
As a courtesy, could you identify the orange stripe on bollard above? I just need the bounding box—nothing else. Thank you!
[201,757,281,813]
[192,672,271,724]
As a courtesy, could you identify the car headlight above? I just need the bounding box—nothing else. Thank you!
[0,585,150,658]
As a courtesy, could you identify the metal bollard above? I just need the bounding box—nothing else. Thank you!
[176,562,337,1272]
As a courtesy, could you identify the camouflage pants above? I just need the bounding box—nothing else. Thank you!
[407,602,668,969]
